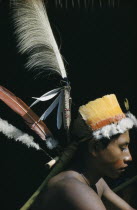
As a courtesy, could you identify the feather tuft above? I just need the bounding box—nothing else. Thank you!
[46,136,58,149]
[0,117,40,150]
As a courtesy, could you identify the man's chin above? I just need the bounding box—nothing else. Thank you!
[110,174,120,179]
[107,171,122,179]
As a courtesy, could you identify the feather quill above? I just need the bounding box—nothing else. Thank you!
[0,85,52,140]
[12,0,67,79]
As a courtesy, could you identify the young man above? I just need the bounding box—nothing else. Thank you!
[32,94,137,210]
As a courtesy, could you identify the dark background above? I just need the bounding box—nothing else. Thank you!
[0,0,137,209]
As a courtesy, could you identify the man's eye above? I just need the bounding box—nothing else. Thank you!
[120,147,128,152]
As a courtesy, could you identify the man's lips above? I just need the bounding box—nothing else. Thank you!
[119,168,126,172]
[118,166,128,172]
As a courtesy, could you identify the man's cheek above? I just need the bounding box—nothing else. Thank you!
[113,159,124,168]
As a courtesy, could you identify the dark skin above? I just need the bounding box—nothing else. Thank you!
[32,131,136,210]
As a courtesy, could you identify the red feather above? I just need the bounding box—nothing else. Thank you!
[0,85,52,140]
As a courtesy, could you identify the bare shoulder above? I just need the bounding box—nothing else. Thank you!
[96,178,110,197]
[46,172,106,210]
[47,170,84,187]
[97,178,111,192]
[96,178,107,189]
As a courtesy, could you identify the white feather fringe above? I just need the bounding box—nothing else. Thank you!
[0,118,40,150]
[93,112,137,140]
[12,0,67,78]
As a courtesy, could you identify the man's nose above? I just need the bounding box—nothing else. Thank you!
[124,149,132,163]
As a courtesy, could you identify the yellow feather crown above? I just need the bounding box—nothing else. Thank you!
[79,94,125,131]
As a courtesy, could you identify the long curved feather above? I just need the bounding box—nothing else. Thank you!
[30,87,61,107]
[57,90,64,129]
[40,94,61,121]
[12,0,67,78]
[0,85,52,140]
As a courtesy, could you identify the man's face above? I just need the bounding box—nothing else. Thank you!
[96,131,132,179]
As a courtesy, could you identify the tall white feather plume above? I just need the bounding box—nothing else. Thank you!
[12,0,67,78]
[12,0,71,141]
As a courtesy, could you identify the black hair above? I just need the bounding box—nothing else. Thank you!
[70,113,122,149]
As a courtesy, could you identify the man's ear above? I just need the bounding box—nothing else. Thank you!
[88,140,102,157]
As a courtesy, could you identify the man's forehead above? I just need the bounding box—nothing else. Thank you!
[114,131,130,144]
